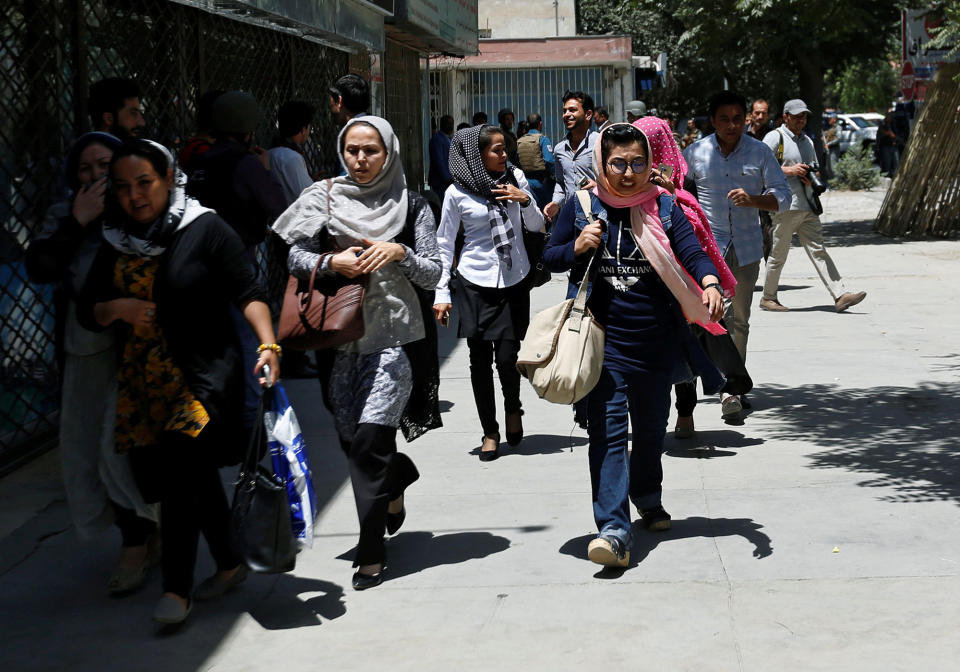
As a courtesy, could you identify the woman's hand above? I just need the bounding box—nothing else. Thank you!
[433,303,452,326]
[106,298,157,328]
[72,176,108,226]
[492,184,531,206]
[328,247,365,278]
[649,167,675,194]
[701,284,724,322]
[358,238,405,274]
[254,349,280,387]
[574,222,603,256]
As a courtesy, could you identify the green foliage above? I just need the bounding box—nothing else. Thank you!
[832,145,882,191]
[575,0,901,118]
[825,59,899,112]
[928,1,960,75]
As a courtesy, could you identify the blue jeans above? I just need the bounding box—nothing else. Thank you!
[586,365,672,545]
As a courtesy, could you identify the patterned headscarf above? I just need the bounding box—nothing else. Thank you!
[448,124,518,270]
[102,140,213,257]
[633,117,737,296]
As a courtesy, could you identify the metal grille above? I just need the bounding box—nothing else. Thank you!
[384,40,425,191]
[0,0,349,469]
[469,67,605,145]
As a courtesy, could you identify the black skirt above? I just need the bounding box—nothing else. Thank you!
[452,273,531,341]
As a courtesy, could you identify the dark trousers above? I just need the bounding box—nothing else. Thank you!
[467,337,522,437]
[340,423,419,566]
[674,380,698,417]
[159,432,239,598]
[110,500,156,548]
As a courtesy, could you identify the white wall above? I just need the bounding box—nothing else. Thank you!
[477,0,576,39]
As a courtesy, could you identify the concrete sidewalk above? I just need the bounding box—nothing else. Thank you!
[1,186,959,671]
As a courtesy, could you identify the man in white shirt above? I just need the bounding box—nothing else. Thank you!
[269,101,315,205]
[760,99,866,313]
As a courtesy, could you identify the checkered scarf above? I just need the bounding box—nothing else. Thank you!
[449,125,516,270]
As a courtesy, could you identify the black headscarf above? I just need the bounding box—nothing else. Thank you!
[448,125,519,269]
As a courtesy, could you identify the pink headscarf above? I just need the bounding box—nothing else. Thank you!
[591,123,725,335]
[632,116,737,296]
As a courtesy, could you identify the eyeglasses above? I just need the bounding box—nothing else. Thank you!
[606,157,647,175]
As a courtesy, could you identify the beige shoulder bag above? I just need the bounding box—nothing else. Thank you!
[516,190,605,404]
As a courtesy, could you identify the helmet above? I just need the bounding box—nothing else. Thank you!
[625,100,647,116]
[211,91,259,134]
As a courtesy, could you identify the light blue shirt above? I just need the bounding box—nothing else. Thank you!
[551,128,599,206]
[683,133,791,266]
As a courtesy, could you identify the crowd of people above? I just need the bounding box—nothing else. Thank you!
[26,72,869,623]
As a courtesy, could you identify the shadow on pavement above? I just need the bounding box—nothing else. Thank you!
[248,575,346,629]
[337,530,511,583]
[665,429,764,454]
[754,382,960,504]
[559,516,773,577]
[468,433,587,458]
[821,219,902,248]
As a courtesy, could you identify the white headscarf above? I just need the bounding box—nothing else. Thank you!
[272,115,408,245]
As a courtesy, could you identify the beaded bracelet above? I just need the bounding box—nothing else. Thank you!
[257,343,283,358]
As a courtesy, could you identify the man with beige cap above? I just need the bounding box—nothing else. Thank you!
[760,98,866,313]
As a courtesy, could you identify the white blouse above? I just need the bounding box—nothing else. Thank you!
[435,168,545,304]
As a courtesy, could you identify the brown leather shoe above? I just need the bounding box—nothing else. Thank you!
[759,297,789,312]
[835,291,866,313]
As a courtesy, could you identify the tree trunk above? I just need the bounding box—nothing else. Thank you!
[798,50,827,168]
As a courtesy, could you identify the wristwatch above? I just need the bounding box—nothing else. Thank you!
[704,282,723,292]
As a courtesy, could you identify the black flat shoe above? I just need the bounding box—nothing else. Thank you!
[479,434,500,462]
[386,503,406,535]
[505,410,524,446]
[352,571,384,591]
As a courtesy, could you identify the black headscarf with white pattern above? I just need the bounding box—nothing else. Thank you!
[448,125,518,269]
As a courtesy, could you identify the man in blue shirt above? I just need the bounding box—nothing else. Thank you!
[683,90,790,411]
[515,113,555,209]
[428,114,454,197]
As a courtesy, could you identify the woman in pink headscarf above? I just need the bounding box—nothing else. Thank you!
[543,123,725,569]
[633,117,753,437]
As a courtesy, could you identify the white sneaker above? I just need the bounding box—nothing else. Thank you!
[721,395,742,419]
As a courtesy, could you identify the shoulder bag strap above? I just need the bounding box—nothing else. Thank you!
[570,190,602,332]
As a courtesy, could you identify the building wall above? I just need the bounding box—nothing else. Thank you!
[477,0,576,39]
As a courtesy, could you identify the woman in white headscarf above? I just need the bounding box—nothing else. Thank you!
[273,116,442,590]
[432,124,544,462]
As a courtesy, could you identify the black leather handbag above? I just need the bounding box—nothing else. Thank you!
[230,389,297,574]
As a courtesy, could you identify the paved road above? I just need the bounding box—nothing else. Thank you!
[2,186,959,671]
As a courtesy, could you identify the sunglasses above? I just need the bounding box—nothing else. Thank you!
[607,157,647,175]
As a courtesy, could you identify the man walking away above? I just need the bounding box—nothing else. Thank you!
[515,113,555,210]
[328,73,370,128]
[498,108,520,165]
[88,78,146,139]
[760,99,867,314]
[544,90,598,220]
[684,90,791,417]
[877,112,899,178]
[472,111,488,126]
[625,100,646,123]
[594,106,611,131]
[269,101,316,205]
[429,114,455,197]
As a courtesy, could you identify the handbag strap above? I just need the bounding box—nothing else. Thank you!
[571,190,602,333]
[239,388,270,482]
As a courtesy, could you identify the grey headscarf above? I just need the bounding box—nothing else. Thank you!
[448,125,517,269]
[272,115,407,245]
[101,140,213,257]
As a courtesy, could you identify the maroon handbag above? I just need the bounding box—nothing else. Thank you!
[277,252,366,350]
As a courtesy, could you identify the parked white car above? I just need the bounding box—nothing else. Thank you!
[825,112,883,162]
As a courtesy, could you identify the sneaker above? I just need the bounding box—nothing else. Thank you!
[759,297,789,312]
[587,534,630,567]
[674,416,695,439]
[640,506,672,532]
[721,395,742,420]
[835,291,866,313]
[193,565,248,601]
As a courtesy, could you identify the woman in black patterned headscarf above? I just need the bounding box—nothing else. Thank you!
[433,125,545,461]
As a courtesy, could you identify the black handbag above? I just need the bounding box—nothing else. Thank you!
[521,212,552,288]
[230,388,297,574]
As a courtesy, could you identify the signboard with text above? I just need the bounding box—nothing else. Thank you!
[902,7,958,100]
